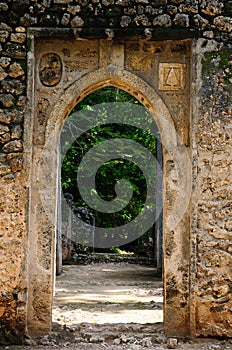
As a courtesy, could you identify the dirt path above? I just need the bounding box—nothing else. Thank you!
[53,262,163,325]
[3,263,231,349]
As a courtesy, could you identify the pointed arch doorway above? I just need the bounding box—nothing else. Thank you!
[54,85,164,327]
[26,67,192,339]
[56,85,163,275]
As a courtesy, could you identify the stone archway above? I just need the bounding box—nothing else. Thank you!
[26,64,192,338]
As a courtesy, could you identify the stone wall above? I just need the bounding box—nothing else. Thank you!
[193,41,232,337]
[0,0,231,344]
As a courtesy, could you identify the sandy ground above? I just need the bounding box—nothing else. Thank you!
[53,263,163,325]
[2,263,231,350]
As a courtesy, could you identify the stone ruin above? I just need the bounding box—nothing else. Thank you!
[0,0,231,344]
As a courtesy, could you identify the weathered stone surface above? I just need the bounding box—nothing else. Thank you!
[127,55,153,70]
[214,16,232,33]
[0,3,8,11]
[102,0,115,5]
[115,0,130,6]
[67,5,81,14]
[124,7,137,15]
[0,30,9,43]
[145,5,163,15]
[17,96,26,107]
[20,13,38,26]
[193,43,232,337]
[1,80,25,95]
[0,22,12,31]
[152,0,167,5]
[174,13,189,27]
[70,15,84,27]
[9,62,25,78]
[10,33,26,44]
[0,0,231,344]
[2,140,23,153]
[167,5,178,15]
[200,0,224,16]
[11,125,23,139]
[194,14,209,30]
[0,132,11,143]
[0,66,7,81]
[0,125,9,135]
[39,53,62,87]
[4,42,26,59]
[0,57,11,68]
[0,163,11,175]
[9,156,23,172]
[134,14,151,26]
[153,14,171,27]
[171,0,184,3]
[0,110,11,124]
[0,94,14,108]
[120,16,131,27]
[54,0,72,3]
[61,13,71,25]
[179,0,198,14]
[15,26,26,33]
[167,338,178,349]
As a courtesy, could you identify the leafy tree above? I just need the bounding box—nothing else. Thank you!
[61,87,158,254]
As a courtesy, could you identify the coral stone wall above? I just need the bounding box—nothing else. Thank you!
[0,0,231,344]
[193,42,232,337]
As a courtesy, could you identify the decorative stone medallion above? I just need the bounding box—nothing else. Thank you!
[158,63,186,91]
[39,53,62,87]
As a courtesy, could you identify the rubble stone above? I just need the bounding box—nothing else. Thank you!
[9,62,25,78]
[70,15,84,27]
[167,338,178,349]
[200,0,224,16]
[174,13,189,27]
[0,94,14,108]
[120,16,131,27]
[0,0,231,344]
[153,14,171,27]
[61,13,71,25]
[214,16,232,32]
[2,140,23,153]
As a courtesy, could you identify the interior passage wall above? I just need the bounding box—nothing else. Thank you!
[0,0,231,344]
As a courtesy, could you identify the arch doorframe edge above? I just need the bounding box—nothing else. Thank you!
[26,66,192,338]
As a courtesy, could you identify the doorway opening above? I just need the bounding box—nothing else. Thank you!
[53,87,163,337]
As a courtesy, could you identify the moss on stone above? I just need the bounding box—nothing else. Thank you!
[202,49,232,87]
[105,6,122,18]
[201,52,216,75]
[219,50,232,86]
[18,59,27,73]
[26,37,32,51]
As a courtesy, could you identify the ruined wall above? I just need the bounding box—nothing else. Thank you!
[29,36,192,338]
[193,40,232,337]
[0,0,231,344]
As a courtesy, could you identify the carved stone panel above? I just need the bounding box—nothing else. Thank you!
[39,53,62,87]
[159,63,186,91]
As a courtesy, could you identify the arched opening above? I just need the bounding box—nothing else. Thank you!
[27,68,191,339]
[53,86,164,332]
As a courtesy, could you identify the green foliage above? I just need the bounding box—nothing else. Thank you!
[61,87,157,246]
[202,50,232,86]
[110,246,133,255]
[201,52,215,76]
[218,50,232,86]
